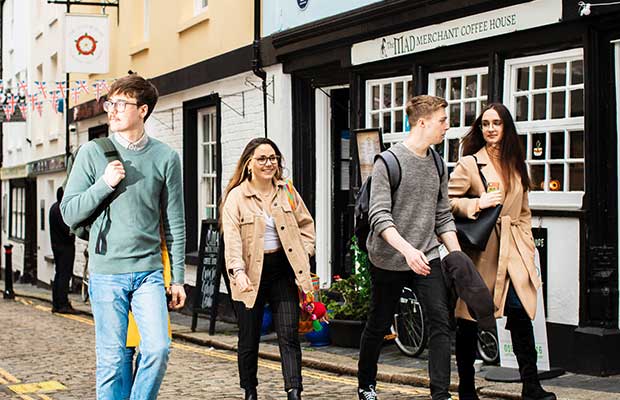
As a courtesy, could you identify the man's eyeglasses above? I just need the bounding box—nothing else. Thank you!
[253,155,280,166]
[103,100,139,113]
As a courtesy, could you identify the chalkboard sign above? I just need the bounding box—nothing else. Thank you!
[191,219,224,335]
[532,227,548,314]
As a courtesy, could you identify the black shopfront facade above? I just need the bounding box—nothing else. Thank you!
[269,0,620,376]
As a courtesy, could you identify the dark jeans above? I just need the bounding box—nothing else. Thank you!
[235,250,302,392]
[358,258,452,400]
[51,245,75,309]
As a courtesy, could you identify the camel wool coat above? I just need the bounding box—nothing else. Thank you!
[448,147,541,320]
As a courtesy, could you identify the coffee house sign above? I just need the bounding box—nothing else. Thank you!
[351,0,562,65]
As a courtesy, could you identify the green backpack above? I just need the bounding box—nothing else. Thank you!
[64,137,120,245]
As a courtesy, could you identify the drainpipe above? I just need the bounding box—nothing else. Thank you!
[253,0,268,138]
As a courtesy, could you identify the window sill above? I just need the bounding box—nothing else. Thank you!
[528,191,584,211]
[129,41,149,56]
[177,11,210,34]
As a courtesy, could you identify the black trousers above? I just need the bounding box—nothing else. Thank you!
[235,250,302,392]
[51,245,75,309]
[358,258,452,400]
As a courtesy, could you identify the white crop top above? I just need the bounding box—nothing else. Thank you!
[263,213,282,251]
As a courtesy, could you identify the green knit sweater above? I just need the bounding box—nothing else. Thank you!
[61,136,186,284]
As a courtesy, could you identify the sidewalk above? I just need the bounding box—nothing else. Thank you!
[11,282,620,400]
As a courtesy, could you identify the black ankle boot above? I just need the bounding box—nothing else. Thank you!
[287,388,302,400]
[244,388,257,400]
[508,314,556,400]
[456,319,480,400]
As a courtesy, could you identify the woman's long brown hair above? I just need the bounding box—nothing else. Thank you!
[218,138,285,226]
[461,103,531,192]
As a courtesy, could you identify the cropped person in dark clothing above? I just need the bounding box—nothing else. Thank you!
[49,186,78,314]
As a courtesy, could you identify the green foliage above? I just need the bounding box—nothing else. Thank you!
[325,236,371,321]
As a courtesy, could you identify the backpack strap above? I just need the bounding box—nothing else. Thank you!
[375,149,401,193]
[429,147,445,200]
[284,179,296,211]
[93,137,120,162]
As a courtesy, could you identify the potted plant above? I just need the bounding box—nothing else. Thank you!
[324,236,371,348]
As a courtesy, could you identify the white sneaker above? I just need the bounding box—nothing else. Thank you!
[357,385,378,400]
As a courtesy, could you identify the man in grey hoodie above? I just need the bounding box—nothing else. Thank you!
[357,95,461,400]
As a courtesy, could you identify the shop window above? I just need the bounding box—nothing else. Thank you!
[194,0,208,15]
[429,67,489,169]
[9,183,25,240]
[198,107,218,221]
[366,76,413,146]
[505,49,585,209]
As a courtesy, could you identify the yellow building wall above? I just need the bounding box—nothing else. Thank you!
[72,0,255,106]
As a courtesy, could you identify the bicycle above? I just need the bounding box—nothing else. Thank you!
[391,286,500,364]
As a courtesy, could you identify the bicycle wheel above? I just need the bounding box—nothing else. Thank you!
[477,329,499,364]
[391,287,427,357]
[81,262,89,302]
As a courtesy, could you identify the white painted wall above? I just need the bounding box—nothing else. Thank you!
[531,216,580,326]
[314,88,331,288]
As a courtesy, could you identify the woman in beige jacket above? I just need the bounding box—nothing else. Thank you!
[221,137,315,400]
[448,104,555,400]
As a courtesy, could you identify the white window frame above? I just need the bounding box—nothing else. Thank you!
[428,66,489,168]
[365,75,412,146]
[144,0,150,40]
[197,107,217,227]
[194,0,208,15]
[10,185,25,240]
[504,48,585,210]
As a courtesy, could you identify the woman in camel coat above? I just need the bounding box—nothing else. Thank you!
[448,103,555,400]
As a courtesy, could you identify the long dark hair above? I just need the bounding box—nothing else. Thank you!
[219,137,285,220]
[461,103,530,192]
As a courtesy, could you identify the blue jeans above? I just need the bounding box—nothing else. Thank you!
[89,270,170,400]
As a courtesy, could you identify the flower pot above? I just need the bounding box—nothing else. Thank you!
[329,319,366,348]
[304,321,330,347]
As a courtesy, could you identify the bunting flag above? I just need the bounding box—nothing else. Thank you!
[7,94,18,114]
[49,91,61,114]
[18,80,28,96]
[35,81,48,99]
[17,103,27,120]
[93,80,108,101]
[76,80,89,94]
[55,81,67,99]
[71,87,81,104]
[2,104,13,121]
[35,101,44,117]
[28,93,38,111]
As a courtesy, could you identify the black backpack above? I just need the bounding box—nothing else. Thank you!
[65,137,120,245]
[353,147,445,253]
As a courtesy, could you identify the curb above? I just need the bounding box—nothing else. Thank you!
[14,290,520,399]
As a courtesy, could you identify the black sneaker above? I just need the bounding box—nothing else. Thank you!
[357,385,377,400]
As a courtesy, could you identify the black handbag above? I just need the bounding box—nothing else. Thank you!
[455,156,502,251]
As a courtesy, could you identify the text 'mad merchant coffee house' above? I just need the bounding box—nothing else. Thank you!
[268,0,620,375]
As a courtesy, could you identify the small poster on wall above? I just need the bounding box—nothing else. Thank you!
[354,128,383,183]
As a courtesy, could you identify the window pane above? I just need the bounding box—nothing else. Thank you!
[518,134,527,157]
[551,92,566,119]
[464,102,476,126]
[552,63,566,87]
[533,93,547,120]
[435,79,446,99]
[570,89,584,117]
[549,164,564,191]
[407,81,413,99]
[448,139,460,163]
[569,163,584,191]
[465,75,477,98]
[516,96,528,121]
[571,60,583,85]
[532,133,546,160]
[534,65,548,89]
[383,84,392,108]
[395,81,404,107]
[450,77,462,100]
[517,67,529,91]
[569,130,584,158]
[481,74,488,96]
[372,86,380,110]
[370,113,379,128]
[383,113,391,133]
[530,165,545,191]
[450,103,461,127]
[550,131,565,159]
[395,110,404,133]
[435,141,446,159]
[203,146,208,173]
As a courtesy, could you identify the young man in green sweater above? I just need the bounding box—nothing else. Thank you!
[61,75,186,399]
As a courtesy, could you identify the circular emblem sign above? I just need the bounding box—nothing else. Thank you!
[75,32,98,56]
[297,0,308,10]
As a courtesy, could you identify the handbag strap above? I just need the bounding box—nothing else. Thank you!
[471,155,489,191]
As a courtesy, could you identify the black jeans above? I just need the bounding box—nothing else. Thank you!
[235,250,302,392]
[51,244,75,309]
[358,258,452,400]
